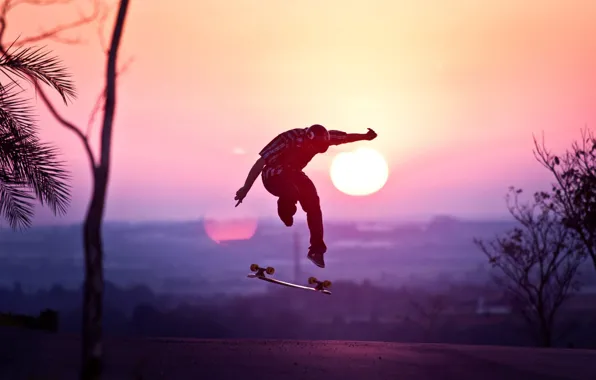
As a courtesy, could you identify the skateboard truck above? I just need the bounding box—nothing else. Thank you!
[249,263,275,277]
[308,276,332,291]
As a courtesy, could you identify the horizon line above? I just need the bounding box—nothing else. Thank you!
[6,213,516,229]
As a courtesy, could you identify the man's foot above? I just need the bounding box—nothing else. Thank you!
[307,243,327,268]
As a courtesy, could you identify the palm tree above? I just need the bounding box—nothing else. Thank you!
[0,42,75,229]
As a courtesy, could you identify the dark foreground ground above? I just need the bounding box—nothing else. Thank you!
[1,329,595,379]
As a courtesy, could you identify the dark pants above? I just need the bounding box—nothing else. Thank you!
[262,170,324,248]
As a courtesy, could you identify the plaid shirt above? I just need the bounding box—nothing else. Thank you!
[259,128,349,179]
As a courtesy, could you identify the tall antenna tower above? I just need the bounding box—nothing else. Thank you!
[293,230,301,283]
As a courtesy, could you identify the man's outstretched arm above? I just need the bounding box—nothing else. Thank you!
[234,157,266,206]
[329,128,377,145]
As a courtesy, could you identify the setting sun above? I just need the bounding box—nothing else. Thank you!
[329,148,389,196]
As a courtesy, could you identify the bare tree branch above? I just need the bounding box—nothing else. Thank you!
[3,0,101,47]
[7,0,71,9]
[96,0,114,53]
[474,187,585,347]
[46,33,82,45]
[533,127,596,270]
[33,80,96,171]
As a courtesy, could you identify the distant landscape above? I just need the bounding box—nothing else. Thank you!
[2,216,595,350]
[0,215,539,293]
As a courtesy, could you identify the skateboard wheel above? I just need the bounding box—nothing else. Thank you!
[322,280,332,288]
[308,276,318,285]
[250,264,259,272]
[265,266,275,275]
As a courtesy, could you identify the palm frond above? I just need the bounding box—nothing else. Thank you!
[0,83,40,180]
[0,82,72,223]
[0,42,74,229]
[17,141,71,216]
[0,127,28,177]
[0,43,76,103]
[0,82,37,135]
[0,127,71,218]
[0,170,35,230]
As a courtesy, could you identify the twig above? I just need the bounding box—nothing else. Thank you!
[86,54,133,137]
[7,0,72,8]
[0,0,100,48]
[97,0,114,53]
[34,79,97,170]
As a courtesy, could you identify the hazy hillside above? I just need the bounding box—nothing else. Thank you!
[0,216,520,294]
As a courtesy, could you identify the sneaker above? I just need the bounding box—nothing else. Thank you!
[307,244,327,268]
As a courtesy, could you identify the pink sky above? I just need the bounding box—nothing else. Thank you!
[8,0,596,224]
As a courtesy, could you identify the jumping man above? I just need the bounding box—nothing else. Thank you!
[234,124,378,268]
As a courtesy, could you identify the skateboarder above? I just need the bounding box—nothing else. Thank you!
[234,124,378,268]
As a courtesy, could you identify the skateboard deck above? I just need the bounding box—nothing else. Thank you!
[247,264,332,295]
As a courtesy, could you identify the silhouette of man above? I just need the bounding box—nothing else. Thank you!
[234,124,378,268]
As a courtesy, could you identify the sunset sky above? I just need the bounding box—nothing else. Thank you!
[7,0,596,225]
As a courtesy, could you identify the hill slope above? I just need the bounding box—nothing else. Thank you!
[1,329,595,379]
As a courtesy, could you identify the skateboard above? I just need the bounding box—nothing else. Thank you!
[247,264,332,295]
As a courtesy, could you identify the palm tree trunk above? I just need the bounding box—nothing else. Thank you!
[81,168,108,379]
[79,1,129,378]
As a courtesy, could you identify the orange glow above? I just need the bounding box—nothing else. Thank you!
[8,1,596,223]
[203,217,258,244]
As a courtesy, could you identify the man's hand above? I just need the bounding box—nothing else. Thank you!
[234,186,249,207]
[365,128,377,141]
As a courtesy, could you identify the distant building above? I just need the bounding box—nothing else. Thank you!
[476,297,511,315]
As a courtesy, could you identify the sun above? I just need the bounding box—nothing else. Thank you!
[329,147,389,196]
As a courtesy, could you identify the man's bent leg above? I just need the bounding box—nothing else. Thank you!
[294,172,327,268]
[262,172,299,228]
[277,197,297,227]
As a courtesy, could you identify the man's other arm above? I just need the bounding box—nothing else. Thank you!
[329,128,378,146]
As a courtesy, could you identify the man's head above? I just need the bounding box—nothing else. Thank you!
[305,124,330,153]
